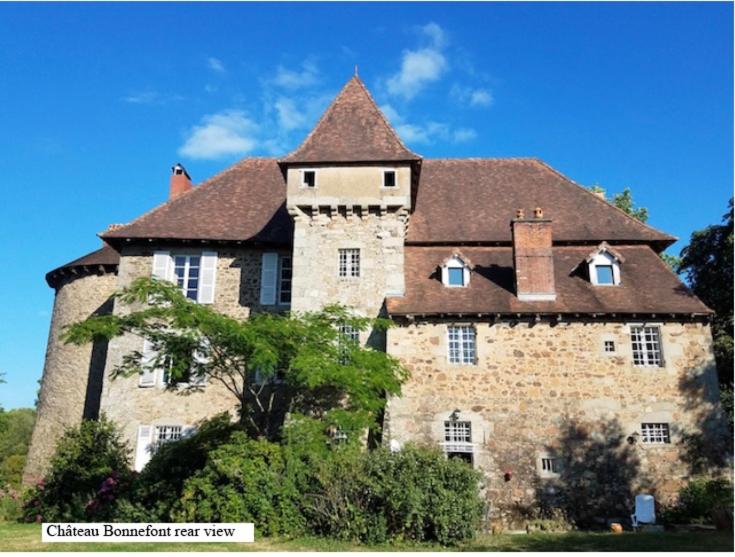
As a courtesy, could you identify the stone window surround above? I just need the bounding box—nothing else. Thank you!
[629,323,666,368]
[338,248,361,278]
[381,168,398,189]
[300,169,318,188]
[430,409,490,469]
[538,453,563,478]
[139,337,208,389]
[625,409,676,450]
[446,324,477,365]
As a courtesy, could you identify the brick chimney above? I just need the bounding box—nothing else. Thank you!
[511,207,556,301]
[169,163,192,199]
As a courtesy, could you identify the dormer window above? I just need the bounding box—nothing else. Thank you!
[584,242,623,286]
[383,170,396,188]
[302,170,316,188]
[441,253,471,288]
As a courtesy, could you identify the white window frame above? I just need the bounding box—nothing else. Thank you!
[338,248,360,278]
[630,324,664,367]
[381,169,397,189]
[441,256,470,288]
[139,338,208,389]
[447,325,477,365]
[589,251,621,286]
[337,323,359,364]
[172,254,202,301]
[604,340,616,354]
[441,420,475,465]
[152,251,217,304]
[640,422,671,445]
[301,169,318,188]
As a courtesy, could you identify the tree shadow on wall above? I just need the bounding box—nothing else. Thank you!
[677,367,732,475]
[531,417,651,529]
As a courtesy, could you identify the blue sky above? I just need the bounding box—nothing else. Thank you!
[0,2,732,409]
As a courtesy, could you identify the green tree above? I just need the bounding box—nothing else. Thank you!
[678,199,734,424]
[0,407,36,488]
[63,277,407,441]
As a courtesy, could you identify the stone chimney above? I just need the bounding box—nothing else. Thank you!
[511,207,556,301]
[169,163,192,199]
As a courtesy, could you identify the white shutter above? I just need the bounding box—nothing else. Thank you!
[260,253,278,305]
[139,339,157,387]
[182,425,197,439]
[191,340,209,385]
[198,251,217,304]
[152,251,172,281]
[134,425,153,471]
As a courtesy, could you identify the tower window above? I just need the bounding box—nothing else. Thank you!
[302,170,316,188]
[339,249,360,277]
[640,423,671,444]
[630,325,663,367]
[443,420,474,465]
[383,170,396,188]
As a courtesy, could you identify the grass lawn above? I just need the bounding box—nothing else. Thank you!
[0,523,732,552]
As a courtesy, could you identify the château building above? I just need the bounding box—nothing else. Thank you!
[25,76,727,524]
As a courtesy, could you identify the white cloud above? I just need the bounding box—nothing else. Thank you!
[386,22,448,100]
[470,89,493,107]
[179,110,258,160]
[453,128,477,142]
[383,104,475,145]
[208,57,226,73]
[450,84,494,108]
[275,97,308,131]
[272,61,319,89]
[122,90,160,104]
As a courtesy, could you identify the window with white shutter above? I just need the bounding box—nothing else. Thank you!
[198,251,217,304]
[139,339,157,387]
[134,425,153,471]
[152,251,172,281]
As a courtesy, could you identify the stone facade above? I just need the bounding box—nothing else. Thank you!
[98,245,291,459]
[23,272,117,483]
[384,319,724,525]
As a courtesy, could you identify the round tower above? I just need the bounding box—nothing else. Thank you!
[22,243,119,485]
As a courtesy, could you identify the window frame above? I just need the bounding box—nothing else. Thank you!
[152,424,183,453]
[640,422,671,445]
[630,324,665,367]
[301,169,317,188]
[382,169,397,188]
[441,255,471,288]
[539,456,562,477]
[277,254,292,306]
[604,340,616,354]
[588,251,621,286]
[447,325,477,365]
[172,254,202,301]
[442,420,475,465]
[338,248,361,278]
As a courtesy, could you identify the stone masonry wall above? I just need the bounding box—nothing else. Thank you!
[23,272,118,483]
[290,210,407,317]
[384,319,724,527]
[99,245,290,461]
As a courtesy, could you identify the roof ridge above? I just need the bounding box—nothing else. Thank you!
[531,159,676,244]
[423,157,540,162]
[351,76,420,158]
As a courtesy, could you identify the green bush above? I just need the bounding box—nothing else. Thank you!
[120,413,237,522]
[172,432,305,537]
[0,488,23,522]
[664,477,734,525]
[297,444,484,545]
[21,416,132,522]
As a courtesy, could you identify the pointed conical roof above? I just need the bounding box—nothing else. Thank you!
[281,76,420,164]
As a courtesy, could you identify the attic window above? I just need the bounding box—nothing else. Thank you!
[383,170,396,188]
[585,243,623,286]
[441,254,471,288]
[302,170,316,188]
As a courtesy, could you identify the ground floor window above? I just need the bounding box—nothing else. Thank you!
[152,425,183,452]
[443,420,474,465]
[640,422,671,444]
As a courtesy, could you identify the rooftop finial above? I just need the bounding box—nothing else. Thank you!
[354,65,359,77]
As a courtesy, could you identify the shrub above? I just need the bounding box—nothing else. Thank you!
[172,432,305,537]
[663,477,734,526]
[0,488,23,522]
[299,444,485,545]
[121,413,237,521]
[21,416,132,522]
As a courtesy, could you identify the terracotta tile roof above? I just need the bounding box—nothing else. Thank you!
[386,245,711,316]
[101,158,292,245]
[46,243,120,288]
[408,159,675,248]
[280,76,420,163]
